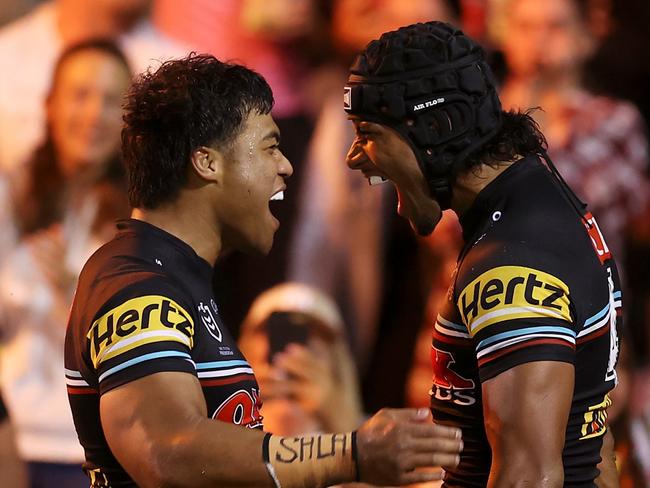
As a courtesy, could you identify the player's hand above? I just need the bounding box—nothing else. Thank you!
[271,340,334,413]
[356,408,462,486]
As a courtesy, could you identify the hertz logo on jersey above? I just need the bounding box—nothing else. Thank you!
[458,266,572,335]
[88,295,194,368]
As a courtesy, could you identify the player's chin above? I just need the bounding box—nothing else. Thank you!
[250,223,278,256]
[407,210,440,236]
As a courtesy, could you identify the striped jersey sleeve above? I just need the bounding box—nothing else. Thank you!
[456,264,577,381]
[84,281,197,394]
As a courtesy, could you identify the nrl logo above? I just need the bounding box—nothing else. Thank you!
[198,301,222,342]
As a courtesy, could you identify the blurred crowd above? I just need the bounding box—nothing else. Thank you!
[0,0,649,487]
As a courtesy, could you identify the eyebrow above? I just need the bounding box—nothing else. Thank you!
[263,130,281,144]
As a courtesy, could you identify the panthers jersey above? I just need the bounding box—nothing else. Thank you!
[430,156,620,487]
[64,219,263,487]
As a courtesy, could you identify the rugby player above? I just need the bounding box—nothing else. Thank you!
[344,22,620,486]
[64,54,463,487]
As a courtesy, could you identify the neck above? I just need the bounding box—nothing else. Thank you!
[131,192,222,265]
[451,159,519,216]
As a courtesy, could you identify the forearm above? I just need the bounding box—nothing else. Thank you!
[144,419,271,487]
[121,418,355,488]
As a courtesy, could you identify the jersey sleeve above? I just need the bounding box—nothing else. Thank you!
[456,256,577,382]
[85,279,197,394]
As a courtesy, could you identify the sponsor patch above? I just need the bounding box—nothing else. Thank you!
[457,266,572,335]
[88,295,194,368]
[430,347,476,406]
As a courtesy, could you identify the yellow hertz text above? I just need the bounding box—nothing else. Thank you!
[458,266,572,335]
[88,295,194,368]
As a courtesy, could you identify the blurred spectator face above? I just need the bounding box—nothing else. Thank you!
[333,0,453,54]
[97,0,151,23]
[501,0,594,80]
[46,49,130,176]
[241,0,317,41]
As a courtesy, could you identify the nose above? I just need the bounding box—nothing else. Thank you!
[279,152,293,178]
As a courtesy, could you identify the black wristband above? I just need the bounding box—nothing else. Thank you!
[262,432,272,463]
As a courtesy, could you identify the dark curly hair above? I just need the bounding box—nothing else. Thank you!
[122,54,274,209]
[457,108,548,173]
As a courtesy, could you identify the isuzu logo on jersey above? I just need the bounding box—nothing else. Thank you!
[88,295,194,368]
[199,301,222,342]
[457,266,572,335]
[430,348,476,406]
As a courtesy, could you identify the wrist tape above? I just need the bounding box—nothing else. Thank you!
[262,432,358,488]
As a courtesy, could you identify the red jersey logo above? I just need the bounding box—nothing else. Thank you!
[213,388,263,429]
[431,348,475,390]
[583,212,611,264]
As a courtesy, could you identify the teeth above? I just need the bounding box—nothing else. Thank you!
[270,191,284,201]
[368,176,388,186]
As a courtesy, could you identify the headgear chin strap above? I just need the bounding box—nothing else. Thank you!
[344,22,502,210]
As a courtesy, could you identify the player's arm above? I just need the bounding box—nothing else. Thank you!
[482,361,574,488]
[101,370,463,488]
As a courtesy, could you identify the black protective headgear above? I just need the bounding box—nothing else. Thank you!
[344,22,502,209]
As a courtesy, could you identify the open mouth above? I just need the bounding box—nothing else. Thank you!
[368,176,388,186]
[270,189,284,201]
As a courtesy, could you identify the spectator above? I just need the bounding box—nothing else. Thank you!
[497,0,649,262]
[0,0,187,173]
[0,391,28,488]
[239,283,364,436]
[0,39,131,488]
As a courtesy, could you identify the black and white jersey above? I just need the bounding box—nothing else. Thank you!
[430,156,621,487]
[65,219,262,487]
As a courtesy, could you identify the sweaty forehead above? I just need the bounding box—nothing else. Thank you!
[240,111,279,140]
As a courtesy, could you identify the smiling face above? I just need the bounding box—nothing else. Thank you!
[47,48,131,177]
[215,111,293,255]
[346,119,442,236]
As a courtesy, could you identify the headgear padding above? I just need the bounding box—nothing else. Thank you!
[344,21,502,209]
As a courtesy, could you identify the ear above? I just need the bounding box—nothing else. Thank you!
[190,146,225,184]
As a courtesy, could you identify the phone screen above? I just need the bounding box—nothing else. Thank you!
[266,311,310,361]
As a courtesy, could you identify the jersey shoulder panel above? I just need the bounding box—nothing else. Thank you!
[455,240,576,381]
[72,252,198,394]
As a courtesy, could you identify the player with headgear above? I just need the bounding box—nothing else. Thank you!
[344,21,620,486]
[63,52,465,488]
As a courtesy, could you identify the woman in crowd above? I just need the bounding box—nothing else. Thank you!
[0,39,131,487]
